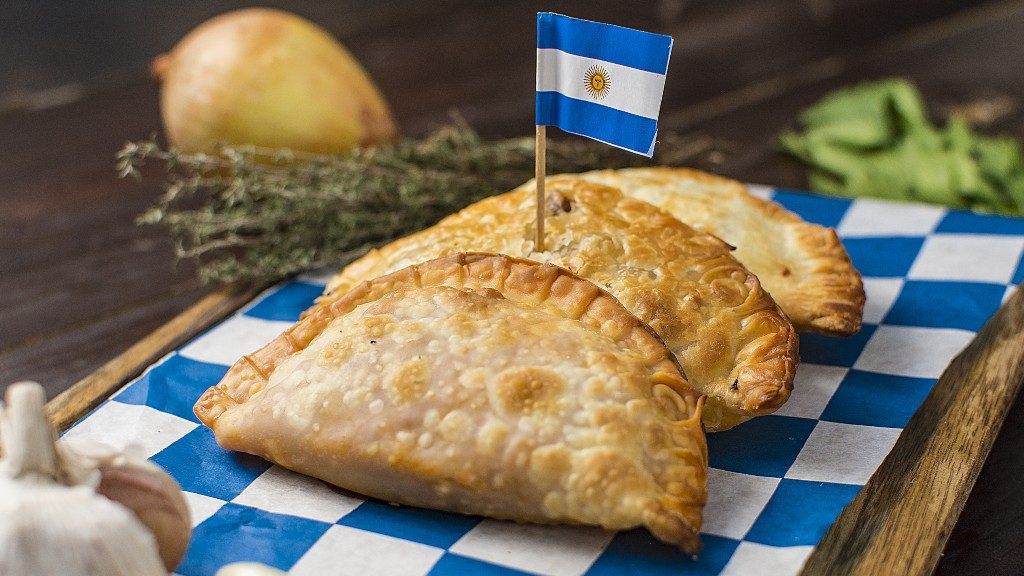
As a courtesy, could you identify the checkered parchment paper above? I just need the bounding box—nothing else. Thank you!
[64,187,1024,576]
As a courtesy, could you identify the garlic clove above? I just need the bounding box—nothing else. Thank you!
[216,561,288,576]
[61,437,192,571]
[97,460,191,570]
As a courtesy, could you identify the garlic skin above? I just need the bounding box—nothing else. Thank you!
[61,439,192,571]
[0,382,171,576]
[154,8,398,155]
[0,481,167,576]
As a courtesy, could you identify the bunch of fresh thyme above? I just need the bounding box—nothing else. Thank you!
[119,124,726,285]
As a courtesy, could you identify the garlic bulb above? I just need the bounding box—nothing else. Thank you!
[153,8,398,155]
[0,484,167,575]
[0,382,171,576]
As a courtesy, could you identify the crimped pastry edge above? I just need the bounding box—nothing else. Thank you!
[320,178,801,431]
[573,166,866,336]
[196,252,697,427]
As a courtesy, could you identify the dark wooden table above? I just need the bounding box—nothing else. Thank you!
[2,1,1022,573]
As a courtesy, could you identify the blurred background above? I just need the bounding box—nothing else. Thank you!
[2,0,1015,138]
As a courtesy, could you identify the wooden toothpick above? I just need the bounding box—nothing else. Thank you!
[535,125,546,252]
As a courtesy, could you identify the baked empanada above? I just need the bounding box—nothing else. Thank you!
[325,179,798,430]
[196,254,707,552]
[571,167,865,335]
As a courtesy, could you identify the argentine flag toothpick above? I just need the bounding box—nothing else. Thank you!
[536,12,673,156]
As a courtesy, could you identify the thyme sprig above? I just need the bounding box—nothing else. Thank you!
[119,124,726,285]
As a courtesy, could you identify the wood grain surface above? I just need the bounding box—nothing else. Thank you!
[2,1,1023,574]
[803,284,1024,575]
[45,285,263,431]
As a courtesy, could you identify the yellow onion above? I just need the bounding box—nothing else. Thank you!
[153,8,397,154]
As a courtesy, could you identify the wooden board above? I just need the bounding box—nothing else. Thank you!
[45,277,1024,575]
[802,284,1024,575]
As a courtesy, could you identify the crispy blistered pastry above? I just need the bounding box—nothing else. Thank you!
[324,179,798,430]
[196,254,707,552]
[572,167,865,336]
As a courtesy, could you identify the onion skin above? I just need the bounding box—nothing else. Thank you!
[155,8,397,154]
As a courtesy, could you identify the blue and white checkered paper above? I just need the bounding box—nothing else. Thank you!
[64,188,1024,576]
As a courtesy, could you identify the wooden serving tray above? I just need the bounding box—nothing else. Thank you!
[46,282,1024,576]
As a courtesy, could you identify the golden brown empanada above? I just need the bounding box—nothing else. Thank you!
[324,179,798,430]
[571,167,865,335]
[196,254,707,552]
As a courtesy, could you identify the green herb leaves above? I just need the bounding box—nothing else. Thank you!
[780,79,1024,215]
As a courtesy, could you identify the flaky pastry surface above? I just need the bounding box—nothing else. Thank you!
[196,254,706,552]
[324,180,798,429]
[573,167,865,335]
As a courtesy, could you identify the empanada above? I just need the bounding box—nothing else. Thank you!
[325,179,798,430]
[571,167,865,335]
[196,254,707,552]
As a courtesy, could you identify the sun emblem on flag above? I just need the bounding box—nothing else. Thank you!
[584,65,611,99]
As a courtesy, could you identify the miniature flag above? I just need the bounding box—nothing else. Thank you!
[536,13,673,156]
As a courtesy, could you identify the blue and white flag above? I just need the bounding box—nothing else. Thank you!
[536,13,673,156]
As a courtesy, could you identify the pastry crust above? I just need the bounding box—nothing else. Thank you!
[196,253,706,552]
[324,179,799,430]
[573,167,865,336]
